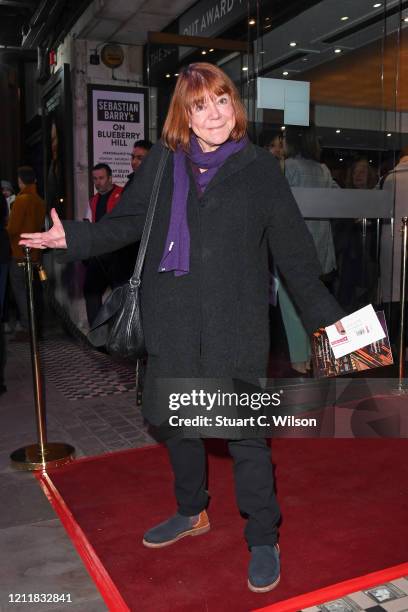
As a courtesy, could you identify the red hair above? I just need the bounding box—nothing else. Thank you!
[162,62,247,151]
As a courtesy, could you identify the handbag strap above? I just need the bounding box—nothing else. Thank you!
[131,146,169,284]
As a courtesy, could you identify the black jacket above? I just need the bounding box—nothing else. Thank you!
[123,172,134,192]
[61,141,344,425]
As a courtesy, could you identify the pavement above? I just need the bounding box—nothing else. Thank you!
[0,316,154,612]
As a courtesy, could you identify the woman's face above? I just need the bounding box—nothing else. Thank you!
[189,91,236,152]
[352,161,369,188]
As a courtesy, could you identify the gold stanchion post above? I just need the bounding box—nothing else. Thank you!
[10,247,75,470]
[396,217,408,393]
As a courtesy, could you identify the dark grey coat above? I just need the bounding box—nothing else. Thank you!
[61,141,344,425]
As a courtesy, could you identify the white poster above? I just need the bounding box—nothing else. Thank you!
[89,85,147,187]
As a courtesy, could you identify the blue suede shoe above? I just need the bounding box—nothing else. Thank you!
[248,544,280,593]
[142,510,210,548]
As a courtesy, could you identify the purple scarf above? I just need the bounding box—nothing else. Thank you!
[158,133,249,276]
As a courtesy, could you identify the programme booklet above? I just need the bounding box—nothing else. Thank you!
[311,311,393,378]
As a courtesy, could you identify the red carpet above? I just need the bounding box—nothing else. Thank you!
[37,440,408,612]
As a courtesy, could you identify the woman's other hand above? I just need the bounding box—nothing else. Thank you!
[19,208,67,250]
[334,320,346,334]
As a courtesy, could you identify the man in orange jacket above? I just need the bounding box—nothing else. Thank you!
[7,166,46,338]
[83,163,123,326]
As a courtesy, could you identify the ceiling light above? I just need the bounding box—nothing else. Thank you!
[242,66,248,71]
[281,126,286,130]
[209,48,214,52]
[165,73,170,78]
[373,3,382,7]
[201,50,207,55]
[302,57,308,62]
[282,71,289,76]
[265,16,270,21]
[174,73,179,76]
[339,158,343,161]
[249,19,256,25]
[387,132,392,137]
[403,17,408,22]
[336,129,341,133]
[369,159,373,163]
[334,48,342,53]
[265,24,271,29]
[289,41,297,47]
[259,50,265,54]
[340,16,349,21]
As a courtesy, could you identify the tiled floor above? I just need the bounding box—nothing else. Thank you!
[1,321,407,612]
[302,577,408,611]
[11,338,136,400]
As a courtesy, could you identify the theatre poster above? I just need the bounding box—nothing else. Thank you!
[88,85,148,191]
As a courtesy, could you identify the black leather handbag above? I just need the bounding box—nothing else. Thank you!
[88,147,169,361]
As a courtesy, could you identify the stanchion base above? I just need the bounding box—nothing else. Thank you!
[10,443,75,471]
[391,382,408,395]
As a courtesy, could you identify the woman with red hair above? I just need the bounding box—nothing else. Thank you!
[20,63,344,593]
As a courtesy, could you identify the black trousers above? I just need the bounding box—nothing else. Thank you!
[165,436,280,548]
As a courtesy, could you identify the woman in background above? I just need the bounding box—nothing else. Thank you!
[334,157,378,311]
[279,125,338,374]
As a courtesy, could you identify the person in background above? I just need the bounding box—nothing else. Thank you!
[347,157,377,190]
[380,147,408,349]
[262,130,290,374]
[7,166,45,341]
[1,180,15,333]
[0,191,10,393]
[279,125,338,375]
[117,139,155,284]
[261,130,284,171]
[1,180,15,216]
[124,139,153,192]
[85,163,123,223]
[334,157,378,311]
[83,163,124,326]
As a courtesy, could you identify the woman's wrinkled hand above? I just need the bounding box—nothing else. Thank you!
[19,208,67,250]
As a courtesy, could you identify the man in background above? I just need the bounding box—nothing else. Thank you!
[124,139,153,192]
[7,166,45,340]
[115,139,154,285]
[83,163,123,326]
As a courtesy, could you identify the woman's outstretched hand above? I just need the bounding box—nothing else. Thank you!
[19,208,67,250]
